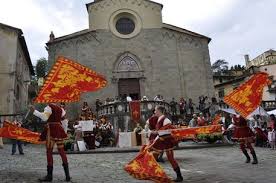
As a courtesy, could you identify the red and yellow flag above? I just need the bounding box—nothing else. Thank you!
[0,121,43,144]
[129,101,141,122]
[34,56,107,103]
[224,72,271,118]
[171,125,222,140]
[125,148,172,183]
[211,114,221,125]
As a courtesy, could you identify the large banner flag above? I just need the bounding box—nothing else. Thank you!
[125,149,172,183]
[224,72,271,118]
[129,101,141,122]
[34,56,107,103]
[0,121,43,144]
[171,125,222,140]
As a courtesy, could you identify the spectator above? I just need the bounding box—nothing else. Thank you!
[154,94,162,101]
[267,127,275,149]
[188,98,195,115]
[209,97,220,118]
[11,120,24,155]
[126,95,132,102]
[189,114,197,127]
[179,98,186,116]
[133,123,143,146]
[170,98,177,116]
[141,96,149,101]
[114,96,120,103]
[269,114,276,130]
[99,117,114,146]
[81,102,89,113]
[95,99,102,114]
[104,98,110,105]
[73,118,83,142]
[197,113,207,126]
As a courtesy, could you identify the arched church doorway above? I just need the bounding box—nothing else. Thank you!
[118,78,140,100]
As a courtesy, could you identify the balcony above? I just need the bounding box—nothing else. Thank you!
[262,100,276,111]
[97,100,171,132]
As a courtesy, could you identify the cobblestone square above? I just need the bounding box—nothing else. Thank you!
[0,145,276,183]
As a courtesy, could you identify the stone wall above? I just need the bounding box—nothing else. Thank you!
[0,28,17,114]
[0,26,31,114]
[47,28,214,118]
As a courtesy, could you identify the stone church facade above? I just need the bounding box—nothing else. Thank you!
[46,0,214,111]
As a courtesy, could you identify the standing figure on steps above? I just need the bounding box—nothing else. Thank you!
[228,115,258,164]
[30,103,71,182]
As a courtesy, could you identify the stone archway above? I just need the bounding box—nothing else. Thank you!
[112,52,145,100]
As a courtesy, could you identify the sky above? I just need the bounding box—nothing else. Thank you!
[0,0,275,66]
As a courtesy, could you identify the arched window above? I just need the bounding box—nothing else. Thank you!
[117,56,140,72]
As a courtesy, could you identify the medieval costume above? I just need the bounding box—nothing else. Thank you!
[32,103,71,181]
[230,115,258,164]
[148,106,183,182]
[145,116,165,163]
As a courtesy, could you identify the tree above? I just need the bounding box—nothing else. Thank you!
[230,64,245,71]
[211,59,229,72]
[35,58,48,78]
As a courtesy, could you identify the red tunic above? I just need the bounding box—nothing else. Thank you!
[197,117,207,126]
[232,117,254,141]
[151,116,177,152]
[148,116,158,143]
[40,104,68,141]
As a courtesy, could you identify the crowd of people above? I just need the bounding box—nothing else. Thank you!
[71,102,115,150]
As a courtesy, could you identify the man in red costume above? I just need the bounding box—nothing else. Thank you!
[149,105,183,182]
[229,115,258,164]
[30,103,70,182]
[145,114,165,162]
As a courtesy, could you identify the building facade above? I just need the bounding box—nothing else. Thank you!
[259,64,276,101]
[46,0,215,113]
[245,49,276,68]
[0,23,34,115]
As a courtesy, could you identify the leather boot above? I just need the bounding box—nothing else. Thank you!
[251,151,258,164]
[62,163,71,181]
[173,167,183,182]
[39,166,53,182]
[157,152,165,163]
[242,150,250,163]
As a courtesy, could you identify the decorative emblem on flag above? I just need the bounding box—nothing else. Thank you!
[125,148,172,183]
[224,72,271,118]
[34,56,107,103]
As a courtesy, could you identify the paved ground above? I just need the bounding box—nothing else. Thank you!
[0,144,276,183]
